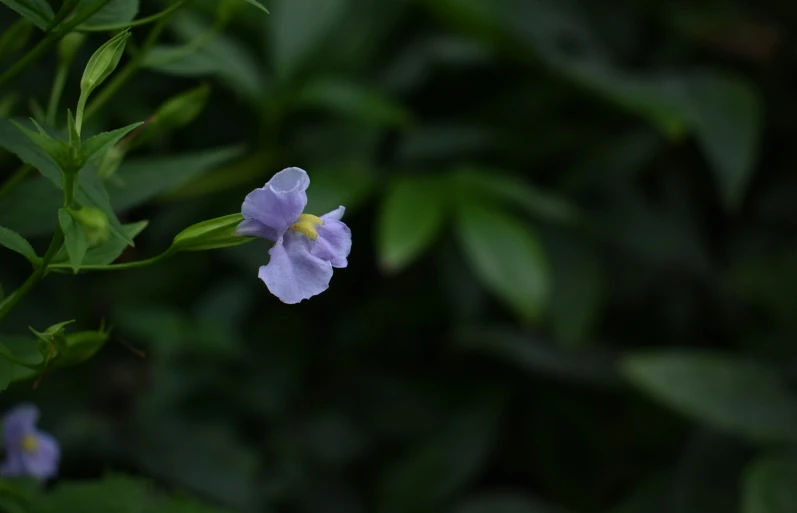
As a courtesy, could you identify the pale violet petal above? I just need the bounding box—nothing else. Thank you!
[235,218,279,241]
[241,167,310,235]
[259,232,333,304]
[322,206,345,221]
[21,431,59,480]
[312,209,351,268]
[3,404,39,446]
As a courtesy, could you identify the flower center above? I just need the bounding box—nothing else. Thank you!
[21,434,38,454]
[290,214,324,240]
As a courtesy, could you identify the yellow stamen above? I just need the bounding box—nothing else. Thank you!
[21,434,38,453]
[290,213,324,241]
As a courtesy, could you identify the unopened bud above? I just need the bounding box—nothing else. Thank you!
[96,145,125,179]
[80,30,130,96]
[153,84,210,131]
[70,206,109,247]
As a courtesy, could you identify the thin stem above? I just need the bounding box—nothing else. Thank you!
[79,0,190,32]
[0,0,112,88]
[47,251,171,272]
[61,172,76,207]
[84,13,175,120]
[0,164,32,201]
[0,230,64,324]
[46,63,69,126]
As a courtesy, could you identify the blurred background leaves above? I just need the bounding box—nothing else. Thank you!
[1,0,796,511]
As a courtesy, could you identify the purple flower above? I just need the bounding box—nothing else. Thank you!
[1,404,60,480]
[236,167,352,304]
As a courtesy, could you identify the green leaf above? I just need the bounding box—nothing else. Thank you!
[453,493,560,513]
[456,204,550,320]
[58,208,88,273]
[270,0,347,79]
[143,13,264,102]
[52,220,147,266]
[295,78,410,127]
[170,213,253,252]
[0,145,241,238]
[109,146,244,211]
[685,73,762,209]
[742,457,797,513]
[545,231,603,346]
[622,352,797,443]
[240,0,268,14]
[452,167,580,224]
[455,327,619,386]
[378,177,447,272]
[31,474,148,513]
[0,225,37,264]
[0,0,54,30]
[0,118,133,245]
[377,397,502,513]
[0,19,34,63]
[80,122,143,162]
[0,347,13,392]
[76,0,139,29]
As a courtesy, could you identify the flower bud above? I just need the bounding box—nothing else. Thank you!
[96,145,125,179]
[152,84,210,132]
[80,30,130,97]
[171,213,253,252]
[70,206,109,247]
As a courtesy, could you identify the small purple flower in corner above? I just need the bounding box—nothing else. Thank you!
[236,167,352,304]
[1,404,60,480]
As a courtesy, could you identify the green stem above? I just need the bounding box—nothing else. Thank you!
[61,172,76,207]
[48,250,172,273]
[84,13,175,120]
[0,230,64,324]
[0,0,113,88]
[79,0,190,32]
[46,63,69,126]
[0,164,32,201]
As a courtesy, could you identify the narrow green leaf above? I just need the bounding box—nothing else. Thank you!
[0,118,133,245]
[52,220,147,266]
[452,167,580,224]
[80,122,144,162]
[240,0,268,14]
[0,225,37,263]
[270,0,347,78]
[0,19,33,62]
[456,204,550,320]
[377,397,502,513]
[378,177,446,272]
[58,208,88,273]
[295,78,410,126]
[742,457,797,513]
[685,73,762,208]
[622,352,797,443]
[0,347,13,392]
[76,0,139,29]
[0,0,54,30]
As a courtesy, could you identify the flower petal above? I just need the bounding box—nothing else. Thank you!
[235,218,279,241]
[241,167,310,235]
[312,206,351,268]
[3,404,39,446]
[259,232,333,304]
[0,450,26,477]
[21,431,59,480]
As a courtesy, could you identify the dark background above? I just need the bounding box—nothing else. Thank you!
[1,0,797,511]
